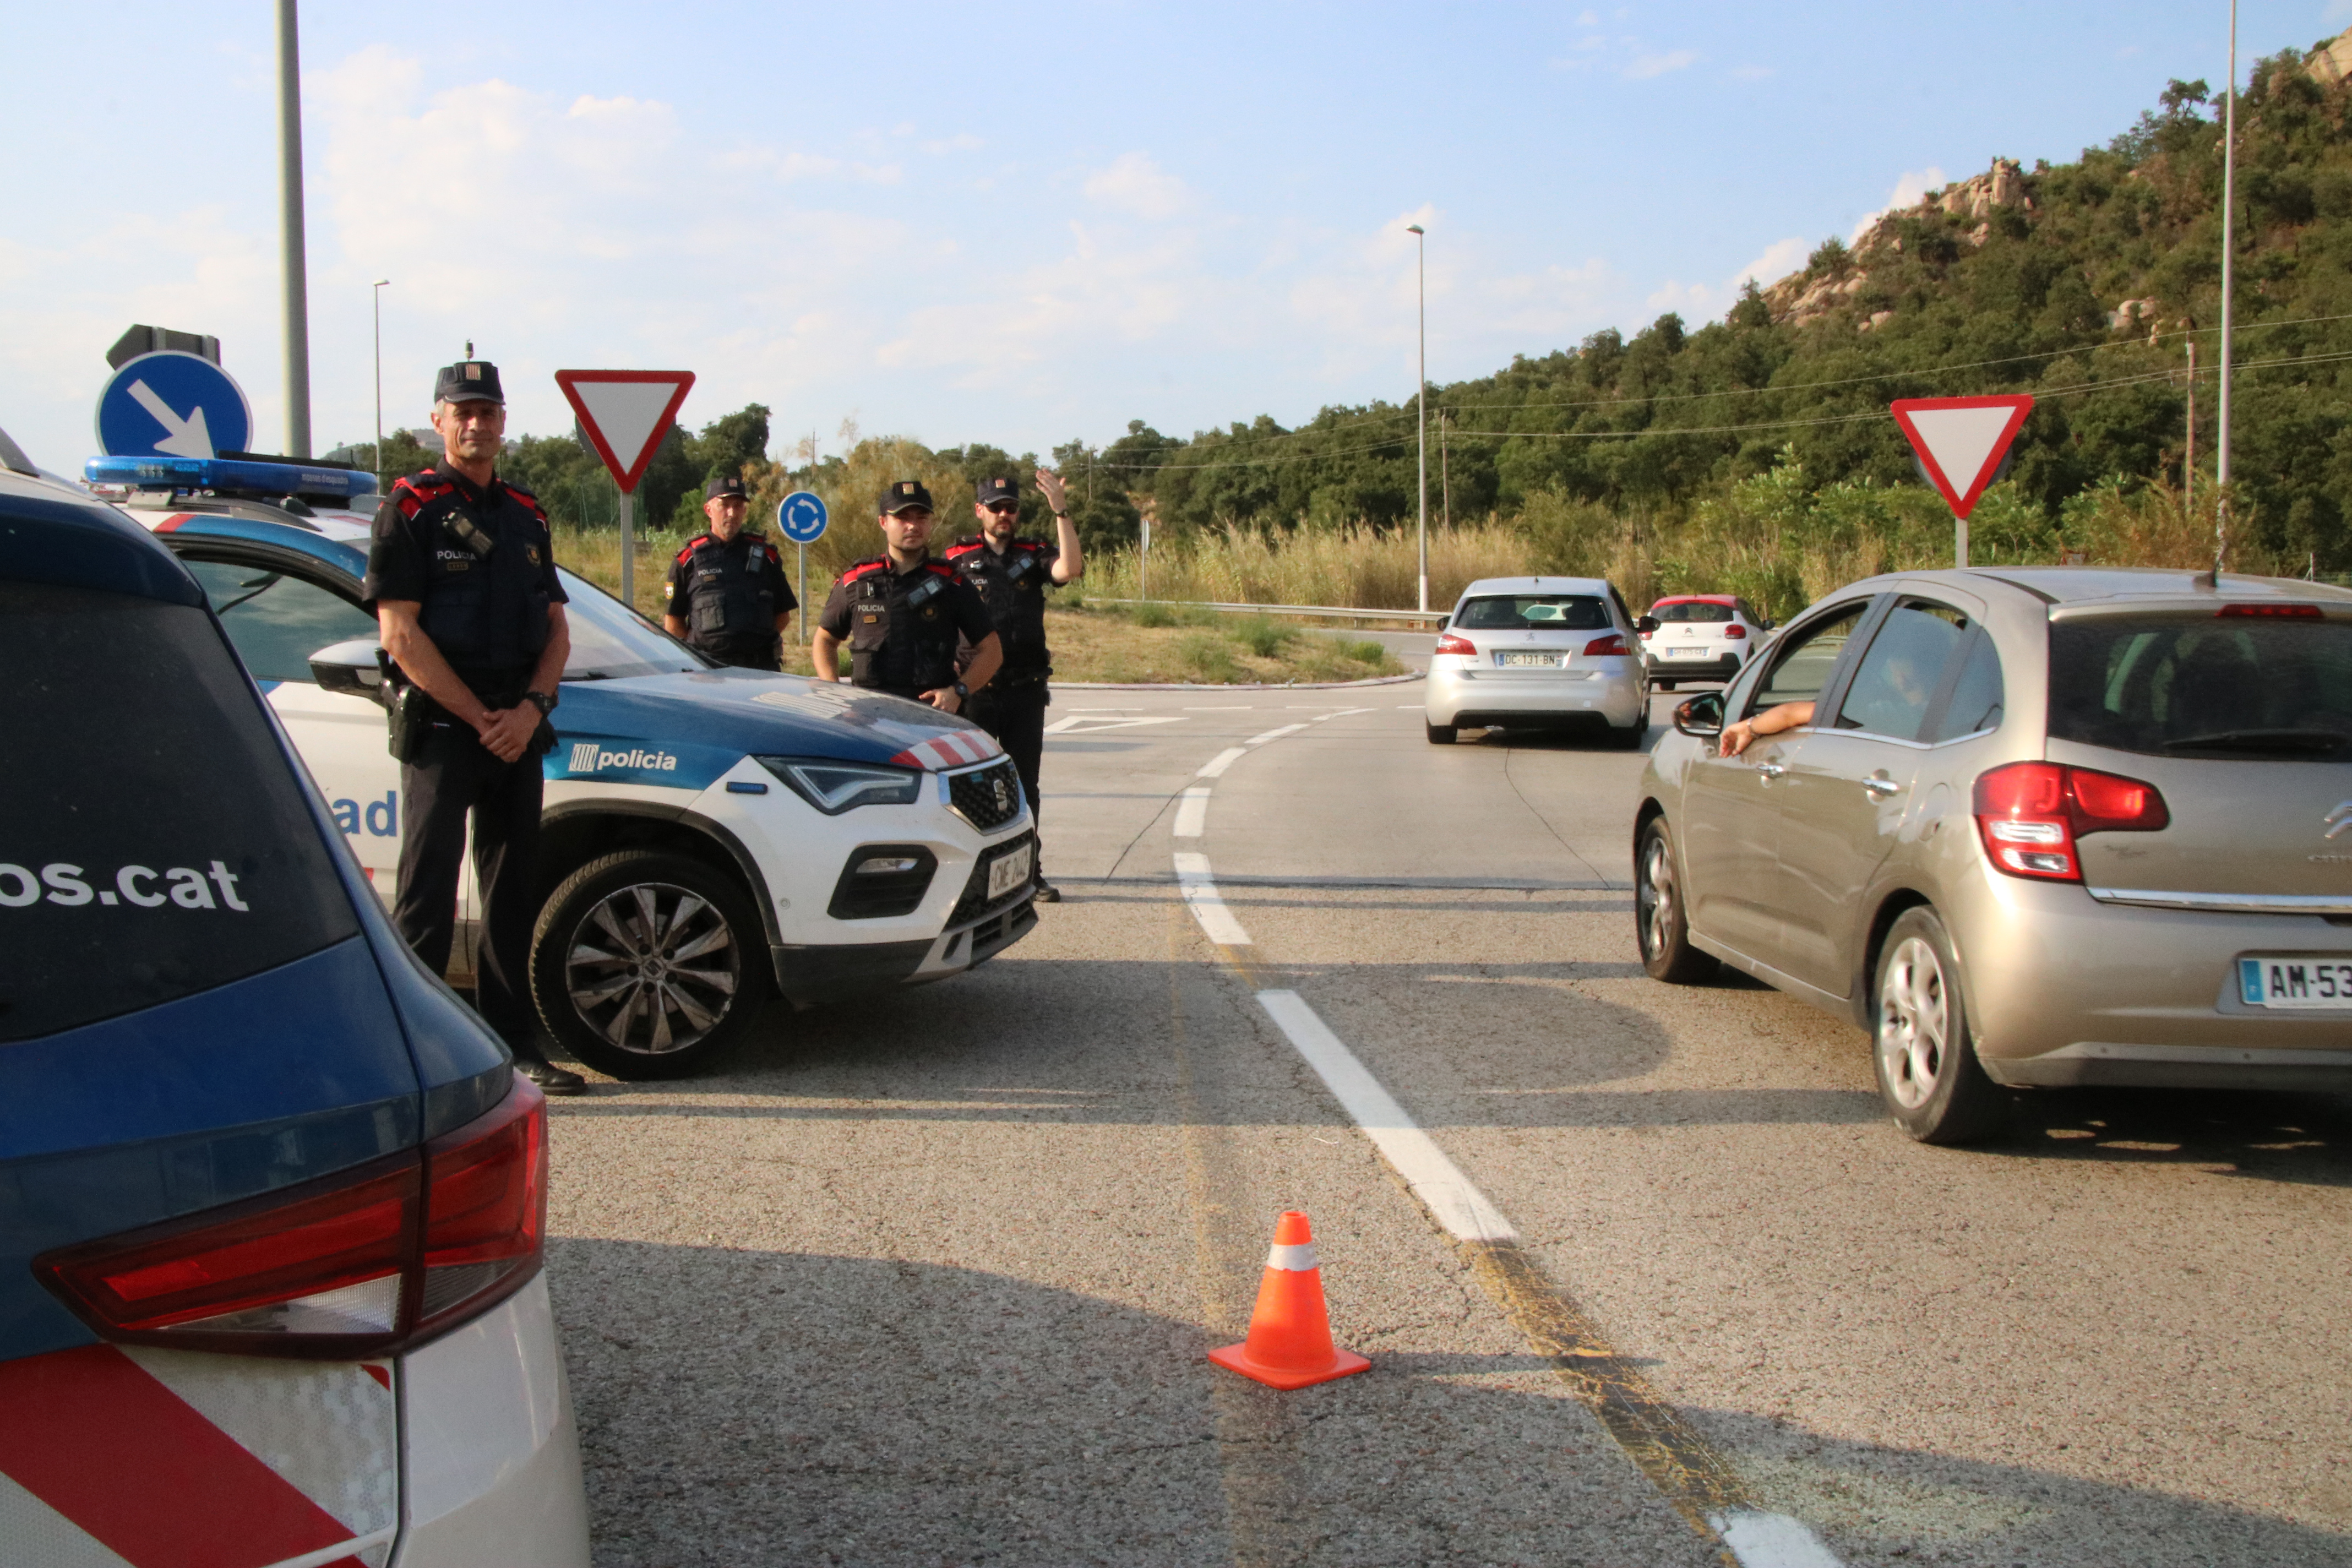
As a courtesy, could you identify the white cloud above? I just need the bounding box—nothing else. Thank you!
[1082,153,1193,221]
[1848,165,1947,242]
[1641,236,1806,322]
[1625,50,1698,80]
[1734,237,1809,290]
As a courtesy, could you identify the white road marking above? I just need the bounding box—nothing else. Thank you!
[1710,1510,1847,1568]
[1254,990,1518,1244]
[1397,704,1423,709]
[1172,852,1252,945]
[1172,786,1210,839]
[1197,748,1249,778]
[1243,723,1309,746]
[1184,705,1254,710]
[1312,707,1373,720]
[1043,714,1188,734]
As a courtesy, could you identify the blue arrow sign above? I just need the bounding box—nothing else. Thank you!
[95,351,252,460]
[777,489,829,545]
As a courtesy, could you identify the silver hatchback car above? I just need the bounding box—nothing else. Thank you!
[1633,567,2352,1143]
[1425,575,1652,746]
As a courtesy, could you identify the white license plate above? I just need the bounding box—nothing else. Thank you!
[2238,956,2352,1009]
[1497,652,1559,667]
[987,843,1035,900]
[1666,646,1711,658]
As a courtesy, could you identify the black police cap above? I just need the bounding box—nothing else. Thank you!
[705,473,749,501]
[880,480,934,515]
[976,475,1019,508]
[434,360,505,405]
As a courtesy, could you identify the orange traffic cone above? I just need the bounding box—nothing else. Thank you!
[1208,1211,1371,1390]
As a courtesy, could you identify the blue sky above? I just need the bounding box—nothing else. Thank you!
[4,2,2342,471]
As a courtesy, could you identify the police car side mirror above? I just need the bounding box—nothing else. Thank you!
[1673,692,1724,738]
[310,638,388,708]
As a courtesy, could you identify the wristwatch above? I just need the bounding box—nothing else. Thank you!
[952,681,971,699]
[524,690,557,716]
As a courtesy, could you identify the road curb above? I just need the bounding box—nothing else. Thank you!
[1053,673,1425,693]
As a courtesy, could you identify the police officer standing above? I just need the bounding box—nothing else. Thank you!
[362,359,585,1096]
[812,481,1003,710]
[946,469,1084,901]
[661,473,797,669]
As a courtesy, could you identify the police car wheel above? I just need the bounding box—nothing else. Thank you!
[531,851,764,1079]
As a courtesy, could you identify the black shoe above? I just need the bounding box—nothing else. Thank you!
[515,1057,588,1096]
[1033,878,1061,903]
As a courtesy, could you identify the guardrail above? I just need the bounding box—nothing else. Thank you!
[1088,597,1445,627]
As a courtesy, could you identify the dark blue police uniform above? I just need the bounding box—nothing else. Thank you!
[948,475,1063,896]
[663,474,797,671]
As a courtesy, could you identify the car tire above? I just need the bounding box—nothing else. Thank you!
[531,850,766,1080]
[1871,906,2006,1145]
[1655,678,1675,692]
[1425,720,1457,744]
[1613,716,1648,750]
[1634,817,1717,983]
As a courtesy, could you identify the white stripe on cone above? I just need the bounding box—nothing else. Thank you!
[1265,1243,1318,1272]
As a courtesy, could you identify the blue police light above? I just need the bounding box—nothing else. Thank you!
[84,454,382,502]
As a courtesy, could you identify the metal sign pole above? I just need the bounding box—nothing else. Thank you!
[798,543,807,627]
[1956,513,1968,570]
[619,491,635,609]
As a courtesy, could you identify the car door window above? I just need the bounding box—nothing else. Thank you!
[1747,602,1868,716]
[1921,630,2005,741]
[1836,601,1970,741]
[181,556,378,684]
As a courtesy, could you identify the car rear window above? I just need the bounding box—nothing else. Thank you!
[1652,601,1733,623]
[0,582,361,1041]
[1455,595,1610,630]
[2049,613,2352,760]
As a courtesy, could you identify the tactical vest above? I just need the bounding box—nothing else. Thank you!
[946,536,1053,680]
[841,558,962,694]
[396,471,552,680]
[675,532,779,644]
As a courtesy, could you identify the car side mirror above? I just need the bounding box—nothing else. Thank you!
[309,638,388,708]
[1635,615,1659,634]
[1434,614,1449,631]
[1673,692,1724,738]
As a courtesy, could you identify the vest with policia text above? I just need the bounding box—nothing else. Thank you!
[390,470,552,678]
[669,530,785,645]
[837,557,966,694]
[945,535,1057,682]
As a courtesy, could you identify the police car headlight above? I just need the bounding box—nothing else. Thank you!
[756,756,923,813]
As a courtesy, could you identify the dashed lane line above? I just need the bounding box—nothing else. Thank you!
[1196,748,1249,779]
[1241,723,1309,747]
[1172,786,1210,839]
[1171,718,1844,1568]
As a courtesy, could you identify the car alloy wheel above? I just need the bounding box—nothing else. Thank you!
[1876,935,1947,1109]
[1634,817,1716,983]
[1869,906,2005,1144]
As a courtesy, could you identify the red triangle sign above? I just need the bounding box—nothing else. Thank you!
[554,370,696,494]
[1890,395,2033,520]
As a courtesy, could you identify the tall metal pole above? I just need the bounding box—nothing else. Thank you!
[1407,224,1428,613]
[275,0,313,458]
[2215,0,2238,574]
[371,280,389,488]
[2184,338,2196,516]
[620,492,636,609]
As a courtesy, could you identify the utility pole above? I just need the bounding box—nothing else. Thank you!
[372,279,389,488]
[1439,411,1451,529]
[2184,337,2196,516]
[1407,223,1428,613]
[275,0,313,458]
[2215,0,2238,574]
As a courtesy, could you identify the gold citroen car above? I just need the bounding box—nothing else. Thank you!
[1632,567,2352,1143]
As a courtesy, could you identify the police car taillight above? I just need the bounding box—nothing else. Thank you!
[35,1077,546,1359]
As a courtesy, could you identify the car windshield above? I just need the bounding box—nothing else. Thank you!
[1455,595,1610,630]
[558,567,709,680]
[2049,613,2352,759]
[1653,601,1734,623]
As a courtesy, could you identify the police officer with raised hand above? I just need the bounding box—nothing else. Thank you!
[813,481,1003,707]
[946,469,1083,901]
[661,473,797,669]
[362,358,585,1096]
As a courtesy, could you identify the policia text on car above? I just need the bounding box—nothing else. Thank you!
[662,473,797,669]
[946,469,1083,901]
[811,481,1002,711]
[361,358,585,1096]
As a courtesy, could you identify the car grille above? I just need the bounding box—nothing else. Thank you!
[951,830,1038,925]
[947,759,1024,831]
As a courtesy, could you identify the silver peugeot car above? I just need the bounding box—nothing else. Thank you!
[1425,575,1653,745]
[1632,566,2352,1143]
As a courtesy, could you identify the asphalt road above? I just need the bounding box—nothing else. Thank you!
[543,682,2352,1568]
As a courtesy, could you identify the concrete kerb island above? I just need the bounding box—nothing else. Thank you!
[1055,673,1424,694]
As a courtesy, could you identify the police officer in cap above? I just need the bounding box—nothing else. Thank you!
[946,468,1083,900]
[661,473,797,669]
[362,358,585,1096]
[811,481,1003,711]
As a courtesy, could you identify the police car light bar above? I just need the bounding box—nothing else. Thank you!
[85,453,382,501]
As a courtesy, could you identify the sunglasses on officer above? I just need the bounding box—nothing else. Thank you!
[983,502,1019,516]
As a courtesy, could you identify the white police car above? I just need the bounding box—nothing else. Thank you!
[2,445,591,1565]
[91,453,1039,1080]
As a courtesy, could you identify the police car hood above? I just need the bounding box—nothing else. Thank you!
[556,668,1004,774]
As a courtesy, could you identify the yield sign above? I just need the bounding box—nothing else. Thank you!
[1890,395,2033,519]
[554,369,695,494]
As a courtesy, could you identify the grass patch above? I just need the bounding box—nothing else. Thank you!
[1232,615,1292,658]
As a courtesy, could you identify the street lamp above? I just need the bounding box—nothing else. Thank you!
[2214,0,2239,574]
[372,279,390,488]
[1406,222,1428,614]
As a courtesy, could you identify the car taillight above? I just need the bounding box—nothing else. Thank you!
[1434,633,1476,657]
[1972,761,2169,882]
[35,1075,546,1359]
[1585,633,1629,656]
[1723,624,1746,639]
[2218,603,2322,618]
